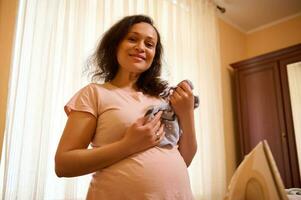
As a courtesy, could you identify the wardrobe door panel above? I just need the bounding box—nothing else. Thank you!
[237,62,292,186]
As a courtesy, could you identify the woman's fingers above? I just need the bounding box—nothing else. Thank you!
[148,111,162,127]
[155,124,165,143]
[175,85,186,96]
[143,111,166,143]
[178,81,192,93]
[152,119,161,133]
[170,89,181,103]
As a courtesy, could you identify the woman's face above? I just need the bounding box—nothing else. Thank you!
[116,22,158,75]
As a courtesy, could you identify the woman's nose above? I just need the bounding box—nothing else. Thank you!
[134,42,145,52]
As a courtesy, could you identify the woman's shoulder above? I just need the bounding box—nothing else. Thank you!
[83,82,126,99]
[84,82,112,91]
[72,82,112,100]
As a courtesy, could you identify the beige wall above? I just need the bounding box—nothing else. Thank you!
[247,15,301,58]
[219,14,301,184]
[0,0,18,162]
[218,19,247,184]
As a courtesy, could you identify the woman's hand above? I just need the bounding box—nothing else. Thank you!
[169,81,194,119]
[121,111,165,154]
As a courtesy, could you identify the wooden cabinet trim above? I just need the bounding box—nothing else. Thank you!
[231,44,301,70]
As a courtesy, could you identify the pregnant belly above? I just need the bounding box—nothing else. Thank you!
[87,146,193,200]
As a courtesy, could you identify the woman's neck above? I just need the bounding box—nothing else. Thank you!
[110,72,140,92]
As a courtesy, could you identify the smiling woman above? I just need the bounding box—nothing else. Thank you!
[113,22,158,89]
[87,15,166,97]
[117,23,158,72]
[55,15,197,199]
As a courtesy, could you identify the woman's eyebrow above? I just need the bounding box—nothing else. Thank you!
[128,31,155,40]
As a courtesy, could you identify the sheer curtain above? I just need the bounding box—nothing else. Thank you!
[1,0,226,199]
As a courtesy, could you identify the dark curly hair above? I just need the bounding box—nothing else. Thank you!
[87,15,168,97]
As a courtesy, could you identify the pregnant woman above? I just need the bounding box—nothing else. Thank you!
[55,14,197,200]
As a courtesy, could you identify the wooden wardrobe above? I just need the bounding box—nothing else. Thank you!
[231,44,301,188]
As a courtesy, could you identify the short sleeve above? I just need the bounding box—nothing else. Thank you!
[64,84,98,117]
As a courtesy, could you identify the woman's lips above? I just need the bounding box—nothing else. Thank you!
[130,54,146,61]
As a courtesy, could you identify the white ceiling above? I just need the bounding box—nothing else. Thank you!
[216,0,301,33]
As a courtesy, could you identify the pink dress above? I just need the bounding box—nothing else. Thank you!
[65,83,194,200]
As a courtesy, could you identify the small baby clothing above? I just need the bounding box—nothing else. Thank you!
[144,80,199,147]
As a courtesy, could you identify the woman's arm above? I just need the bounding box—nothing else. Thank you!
[55,111,164,177]
[170,81,198,167]
[177,110,197,167]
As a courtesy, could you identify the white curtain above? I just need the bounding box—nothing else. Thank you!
[287,62,301,176]
[1,0,226,199]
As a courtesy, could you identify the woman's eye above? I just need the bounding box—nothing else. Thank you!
[128,37,136,42]
[146,43,154,48]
